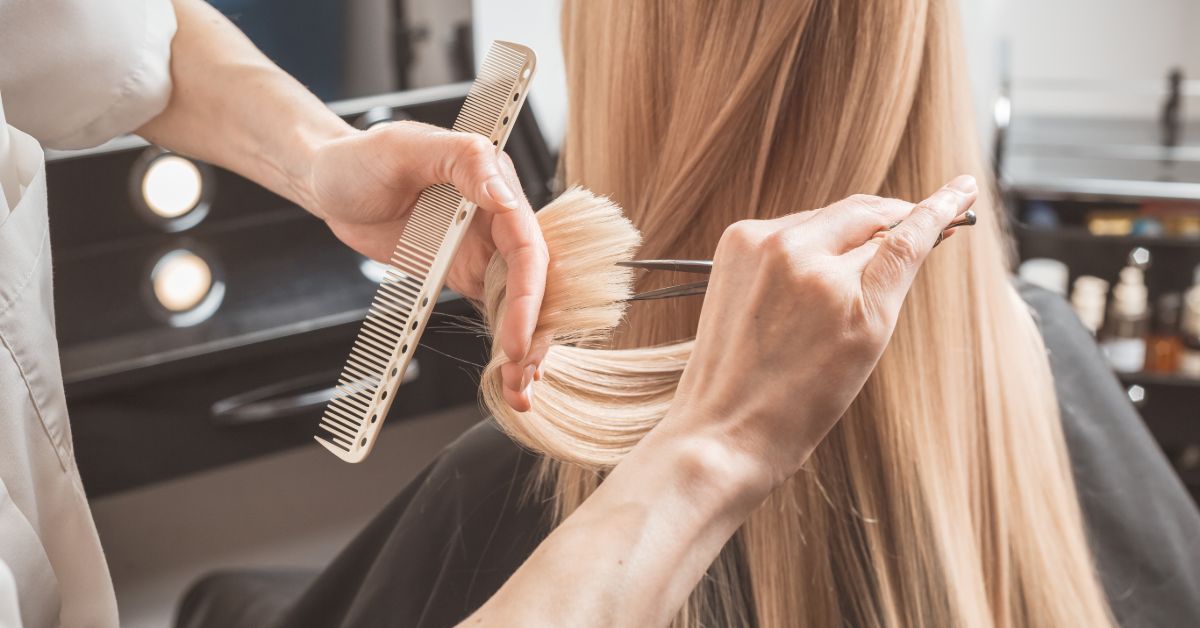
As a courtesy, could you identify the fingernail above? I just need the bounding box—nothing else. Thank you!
[486,176,520,210]
[530,343,551,364]
[534,365,544,381]
[947,174,977,194]
[523,382,535,408]
[521,364,536,390]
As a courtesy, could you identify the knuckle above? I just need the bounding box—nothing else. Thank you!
[761,229,792,254]
[383,119,417,137]
[844,194,886,214]
[462,134,496,162]
[718,220,762,252]
[396,119,433,133]
[884,229,924,267]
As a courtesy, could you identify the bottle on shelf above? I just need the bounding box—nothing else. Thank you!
[1086,210,1135,236]
[1145,292,1182,373]
[1100,264,1149,373]
[1181,284,1200,379]
[1071,275,1109,336]
[1018,258,1068,296]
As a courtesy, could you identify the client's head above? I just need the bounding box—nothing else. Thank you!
[478,0,1115,626]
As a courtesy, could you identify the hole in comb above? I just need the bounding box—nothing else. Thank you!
[360,437,368,447]
[421,296,429,308]
[512,93,518,102]
[492,140,498,147]
[401,344,409,353]
[522,67,531,79]
[370,414,377,423]
[391,367,398,377]
[410,320,419,331]
[457,209,467,223]
[502,116,509,125]
[381,390,388,400]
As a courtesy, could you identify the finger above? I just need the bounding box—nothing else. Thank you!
[860,175,978,306]
[803,195,916,254]
[523,333,553,380]
[499,361,533,412]
[398,122,546,364]
[403,123,524,212]
[491,156,549,366]
[503,386,532,413]
[843,209,972,270]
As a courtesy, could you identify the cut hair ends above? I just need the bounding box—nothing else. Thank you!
[481,187,690,469]
[479,1,1117,626]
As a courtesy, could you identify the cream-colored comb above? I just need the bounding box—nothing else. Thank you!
[316,41,537,462]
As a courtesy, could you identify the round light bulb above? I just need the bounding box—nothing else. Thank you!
[142,155,203,218]
[152,250,213,313]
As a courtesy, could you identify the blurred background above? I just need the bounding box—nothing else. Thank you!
[44,1,1199,626]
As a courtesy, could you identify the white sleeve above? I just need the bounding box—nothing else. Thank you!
[0,0,177,150]
[0,559,20,628]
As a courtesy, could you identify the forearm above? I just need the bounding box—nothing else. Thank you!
[464,425,771,627]
[136,0,351,210]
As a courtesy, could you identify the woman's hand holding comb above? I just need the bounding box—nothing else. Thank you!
[135,0,547,394]
[302,121,550,392]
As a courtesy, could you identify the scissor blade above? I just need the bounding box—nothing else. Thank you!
[627,280,709,301]
[617,260,714,274]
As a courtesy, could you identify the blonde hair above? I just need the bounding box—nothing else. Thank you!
[479,0,1115,625]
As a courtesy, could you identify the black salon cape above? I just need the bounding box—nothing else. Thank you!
[176,284,1200,628]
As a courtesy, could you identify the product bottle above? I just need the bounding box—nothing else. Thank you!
[1100,265,1149,373]
[1145,292,1182,373]
[1180,287,1200,379]
[1071,275,1109,336]
[1019,258,1069,296]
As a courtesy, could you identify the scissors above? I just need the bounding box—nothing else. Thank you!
[618,210,976,301]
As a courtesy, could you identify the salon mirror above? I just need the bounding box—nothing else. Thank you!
[208,0,474,102]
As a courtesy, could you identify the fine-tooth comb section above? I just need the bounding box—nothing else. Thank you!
[316,41,537,462]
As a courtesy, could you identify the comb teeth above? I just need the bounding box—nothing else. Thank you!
[316,41,537,463]
[456,43,529,137]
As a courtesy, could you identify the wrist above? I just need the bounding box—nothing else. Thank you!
[635,420,777,520]
[282,113,355,217]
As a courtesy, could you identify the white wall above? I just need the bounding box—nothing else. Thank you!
[473,1,1200,152]
[1003,0,1200,118]
[960,0,1007,152]
[472,0,567,150]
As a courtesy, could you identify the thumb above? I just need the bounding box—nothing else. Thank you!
[400,122,523,213]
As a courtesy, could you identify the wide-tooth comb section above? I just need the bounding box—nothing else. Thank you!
[316,42,536,463]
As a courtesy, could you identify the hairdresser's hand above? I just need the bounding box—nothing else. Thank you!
[658,176,978,494]
[301,121,549,382]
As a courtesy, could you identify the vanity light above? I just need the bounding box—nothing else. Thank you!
[143,155,203,218]
[130,148,214,232]
[147,247,225,327]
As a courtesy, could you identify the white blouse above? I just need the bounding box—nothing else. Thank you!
[0,1,176,626]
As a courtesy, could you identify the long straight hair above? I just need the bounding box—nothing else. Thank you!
[479,0,1115,625]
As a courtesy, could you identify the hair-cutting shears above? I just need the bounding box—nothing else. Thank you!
[619,210,976,301]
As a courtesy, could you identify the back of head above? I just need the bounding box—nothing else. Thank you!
[488,0,1116,625]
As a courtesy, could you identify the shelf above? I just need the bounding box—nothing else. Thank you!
[1118,371,1200,389]
[1015,225,1200,248]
